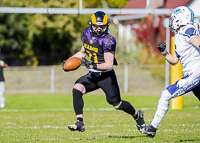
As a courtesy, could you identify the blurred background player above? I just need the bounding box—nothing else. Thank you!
[137,6,200,137]
[0,53,7,108]
[66,11,145,132]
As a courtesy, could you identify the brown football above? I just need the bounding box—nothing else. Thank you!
[63,57,82,71]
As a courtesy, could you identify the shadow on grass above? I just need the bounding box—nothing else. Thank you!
[107,135,147,139]
[179,139,200,142]
[84,135,147,140]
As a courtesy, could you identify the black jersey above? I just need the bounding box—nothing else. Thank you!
[82,27,117,65]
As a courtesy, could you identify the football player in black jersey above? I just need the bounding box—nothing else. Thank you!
[65,11,145,132]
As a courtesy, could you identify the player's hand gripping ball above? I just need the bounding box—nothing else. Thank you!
[62,57,82,71]
[80,57,92,69]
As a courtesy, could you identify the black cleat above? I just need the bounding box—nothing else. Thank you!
[135,110,146,126]
[68,121,85,132]
[137,124,156,138]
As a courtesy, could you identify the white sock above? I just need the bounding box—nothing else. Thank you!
[151,89,171,129]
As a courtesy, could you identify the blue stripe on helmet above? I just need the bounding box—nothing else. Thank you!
[187,7,194,22]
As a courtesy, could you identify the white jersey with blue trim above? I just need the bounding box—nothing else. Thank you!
[174,24,200,76]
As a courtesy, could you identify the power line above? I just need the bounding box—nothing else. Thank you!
[0,7,172,15]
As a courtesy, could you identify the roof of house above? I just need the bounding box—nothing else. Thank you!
[114,0,149,19]
[124,0,147,8]
[162,0,192,8]
[113,0,193,21]
[124,0,192,9]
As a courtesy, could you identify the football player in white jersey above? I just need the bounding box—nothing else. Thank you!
[137,6,200,138]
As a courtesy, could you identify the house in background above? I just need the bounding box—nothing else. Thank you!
[112,0,199,60]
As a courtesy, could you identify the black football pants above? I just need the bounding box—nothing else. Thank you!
[75,69,121,104]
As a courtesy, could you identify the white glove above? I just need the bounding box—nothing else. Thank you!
[177,79,189,89]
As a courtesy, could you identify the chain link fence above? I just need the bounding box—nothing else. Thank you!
[4,65,165,95]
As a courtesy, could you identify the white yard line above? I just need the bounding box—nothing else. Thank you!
[0,107,157,112]
[1,106,198,112]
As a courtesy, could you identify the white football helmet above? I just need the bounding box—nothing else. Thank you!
[169,6,194,32]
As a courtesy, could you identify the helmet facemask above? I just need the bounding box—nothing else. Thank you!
[92,24,107,36]
[169,15,180,32]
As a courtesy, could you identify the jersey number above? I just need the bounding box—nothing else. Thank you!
[86,51,98,63]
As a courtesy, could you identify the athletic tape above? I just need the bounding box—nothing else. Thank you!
[161,50,167,55]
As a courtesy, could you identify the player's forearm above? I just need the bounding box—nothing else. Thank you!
[90,62,113,70]
[157,42,179,65]
[91,52,114,70]
[163,51,179,65]
[72,46,86,59]
[189,36,200,49]
[97,63,113,70]
[72,51,86,59]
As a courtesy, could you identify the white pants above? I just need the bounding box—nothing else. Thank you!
[0,81,5,105]
[151,76,200,129]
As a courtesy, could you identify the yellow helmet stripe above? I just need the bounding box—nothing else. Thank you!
[103,14,108,25]
[91,14,96,25]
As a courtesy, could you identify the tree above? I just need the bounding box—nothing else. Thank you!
[0,0,129,66]
[0,0,89,65]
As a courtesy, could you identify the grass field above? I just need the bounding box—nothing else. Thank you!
[0,94,199,143]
